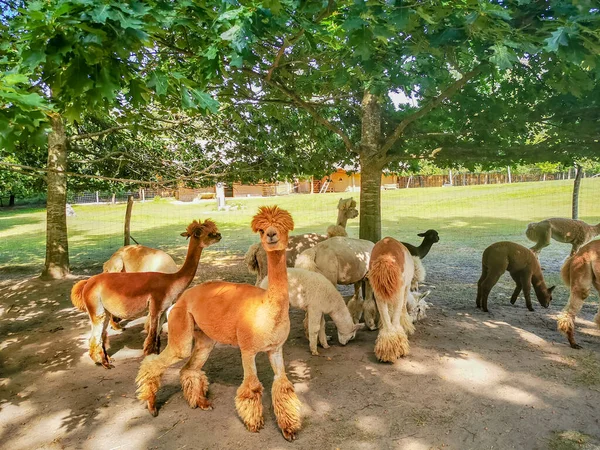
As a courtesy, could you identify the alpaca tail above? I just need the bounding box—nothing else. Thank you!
[71,280,89,312]
[326,224,347,238]
[294,247,318,272]
[525,222,539,243]
[561,255,574,287]
[244,243,262,274]
[412,256,426,283]
[368,255,401,303]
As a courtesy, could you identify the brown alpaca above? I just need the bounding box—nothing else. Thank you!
[70,220,221,368]
[476,241,555,313]
[368,237,416,363]
[136,206,301,441]
[245,197,358,286]
[557,240,600,349]
[526,218,600,256]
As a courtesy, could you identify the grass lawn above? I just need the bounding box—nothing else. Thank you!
[1,178,599,277]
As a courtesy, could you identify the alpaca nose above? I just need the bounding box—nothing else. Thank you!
[266,230,279,243]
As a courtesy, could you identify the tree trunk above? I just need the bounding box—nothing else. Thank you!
[572,164,583,220]
[8,193,15,207]
[358,91,385,243]
[124,195,134,246]
[41,114,70,279]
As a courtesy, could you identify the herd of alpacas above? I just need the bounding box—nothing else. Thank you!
[70,201,600,441]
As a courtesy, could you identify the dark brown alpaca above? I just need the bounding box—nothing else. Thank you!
[476,241,555,312]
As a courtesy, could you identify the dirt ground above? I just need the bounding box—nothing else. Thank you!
[1,254,600,450]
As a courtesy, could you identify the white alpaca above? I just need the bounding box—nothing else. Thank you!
[294,236,376,327]
[260,268,364,355]
[245,198,359,286]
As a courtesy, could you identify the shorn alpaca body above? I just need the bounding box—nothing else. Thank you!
[103,245,178,274]
[476,241,555,313]
[526,218,600,256]
[294,236,376,328]
[368,237,416,362]
[245,197,358,286]
[136,206,301,441]
[260,268,363,355]
[103,245,178,331]
[557,240,600,349]
[71,220,221,368]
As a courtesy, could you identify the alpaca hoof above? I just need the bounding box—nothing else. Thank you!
[311,350,319,356]
[570,343,582,349]
[482,308,489,313]
[282,429,297,441]
[245,417,264,433]
[149,406,158,417]
[321,342,330,349]
[528,308,535,312]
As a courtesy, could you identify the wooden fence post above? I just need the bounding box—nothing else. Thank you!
[124,195,134,246]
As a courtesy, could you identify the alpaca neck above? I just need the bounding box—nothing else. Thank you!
[265,249,289,308]
[417,239,434,259]
[330,305,354,334]
[176,238,204,285]
[336,209,348,228]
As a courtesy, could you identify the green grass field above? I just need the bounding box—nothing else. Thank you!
[1,178,599,275]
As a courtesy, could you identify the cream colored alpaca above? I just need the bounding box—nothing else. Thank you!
[136,206,301,441]
[103,245,178,274]
[294,236,376,329]
[260,268,364,355]
[245,197,358,285]
[557,240,600,349]
[368,237,416,362]
[526,218,600,256]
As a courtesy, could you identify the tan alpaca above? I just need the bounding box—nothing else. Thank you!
[103,245,178,274]
[557,240,600,349]
[476,241,555,313]
[260,267,364,355]
[71,220,221,368]
[244,197,358,285]
[368,237,416,363]
[136,206,301,441]
[103,245,179,331]
[294,236,376,329]
[526,218,600,256]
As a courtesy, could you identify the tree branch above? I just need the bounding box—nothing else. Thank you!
[242,68,356,152]
[69,125,130,142]
[381,65,484,155]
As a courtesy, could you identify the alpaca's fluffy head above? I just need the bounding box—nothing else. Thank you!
[338,197,358,218]
[180,219,221,247]
[251,206,294,251]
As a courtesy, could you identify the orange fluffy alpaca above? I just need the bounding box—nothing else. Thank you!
[557,240,600,349]
[71,220,221,368]
[368,237,416,363]
[136,206,301,441]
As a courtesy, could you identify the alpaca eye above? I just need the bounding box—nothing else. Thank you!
[259,229,264,235]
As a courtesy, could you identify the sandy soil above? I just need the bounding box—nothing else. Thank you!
[1,255,600,450]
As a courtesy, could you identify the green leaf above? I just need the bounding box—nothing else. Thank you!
[220,24,241,41]
[91,5,111,23]
[229,54,243,67]
[545,27,569,52]
[96,66,119,99]
[489,44,518,70]
[148,71,169,96]
[191,88,219,113]
[21,48,46,69]
[218,7,245,21]
[2,73,30,85]
[263,0,281,15]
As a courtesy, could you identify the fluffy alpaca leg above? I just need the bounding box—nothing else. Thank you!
[143,310,161,355]
[180,331,215,410]
[307,309,322,356]
[317,316,330,349]
[347,281,364,324]
[400,300,415,336]
[374,299,409,362]
[558,290,588,349]
[136,346,186,416]
[268,347,301,441]
[235,351,264,432]
[302,311,309,339]
[136,306,194,416]
[363,281,378,330]
[89,313,112,369]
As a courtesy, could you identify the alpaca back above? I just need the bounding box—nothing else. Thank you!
[294,247,319,273]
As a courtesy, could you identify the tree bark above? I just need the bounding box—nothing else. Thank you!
[124,195,134,246]
[572,164,583,220]
[41,114,70,279]
[358,91,386,243]
[9,193,15,207]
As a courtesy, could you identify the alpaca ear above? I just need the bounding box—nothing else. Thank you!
[417,232,426,237]
[180,232,188,237]
[548,285,556,293]
[353,323,366,332]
